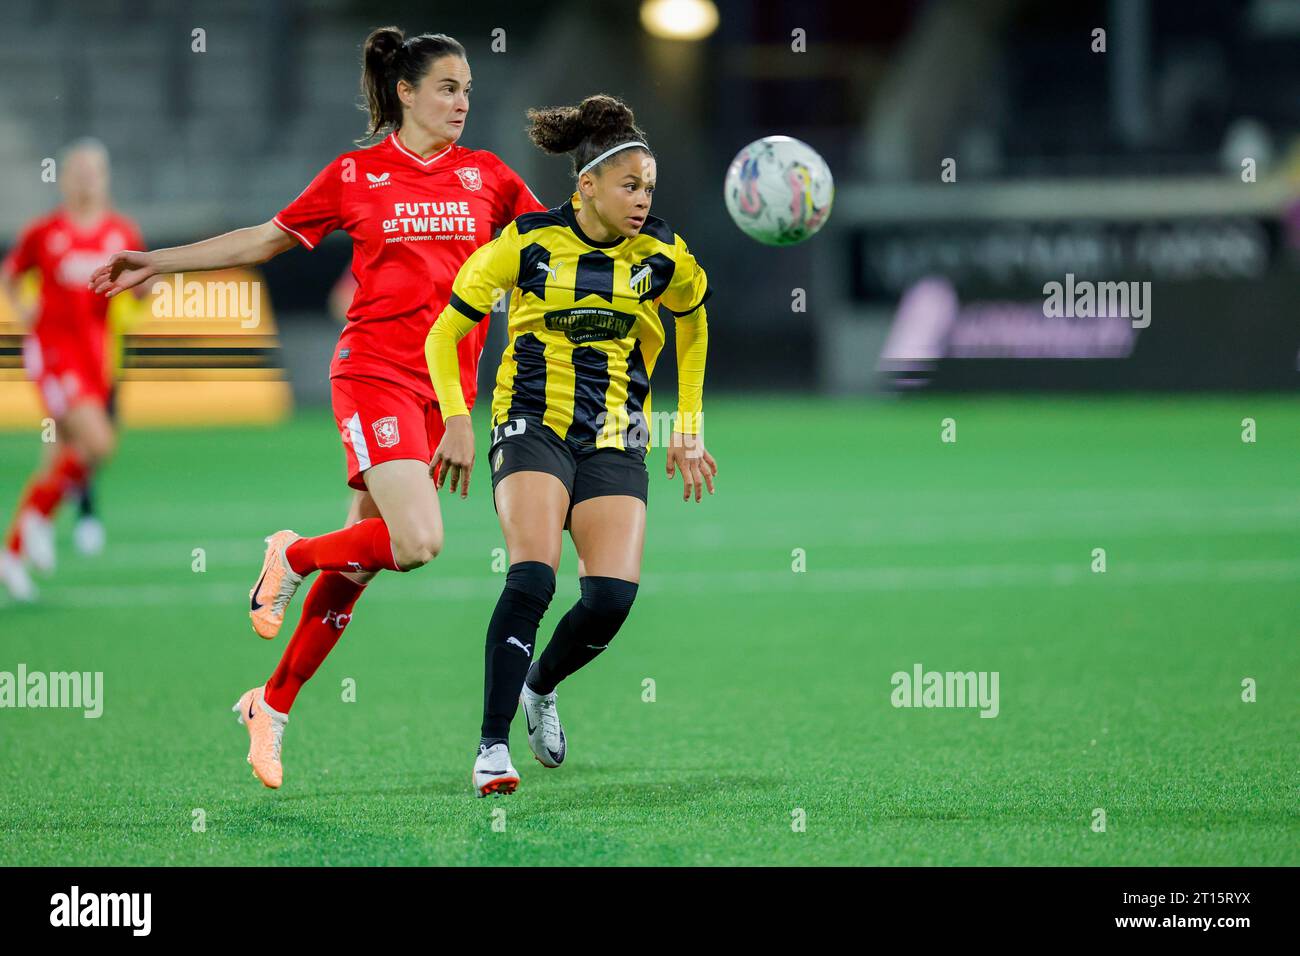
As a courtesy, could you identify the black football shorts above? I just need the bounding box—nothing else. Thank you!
[486,417,649,512]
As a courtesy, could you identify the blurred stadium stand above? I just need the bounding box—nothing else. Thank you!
[1,0,1297,408]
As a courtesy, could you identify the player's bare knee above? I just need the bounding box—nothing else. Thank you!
[72,436,111,469]
[92,431,115,464]
[425,526,445,561]
[392,542,429,569]
[392,528,441,569]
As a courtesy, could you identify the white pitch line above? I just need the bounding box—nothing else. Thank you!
[13,558,1300,610]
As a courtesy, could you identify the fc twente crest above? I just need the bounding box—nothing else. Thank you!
[454,166,483,191]
[372,416,400,448]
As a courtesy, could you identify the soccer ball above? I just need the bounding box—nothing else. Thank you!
[723,136,834,246]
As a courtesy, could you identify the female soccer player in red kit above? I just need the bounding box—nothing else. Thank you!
[2,138,143,603]
[88,27,544,789]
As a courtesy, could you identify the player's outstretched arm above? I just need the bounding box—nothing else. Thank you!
[88,220,296,298]
[426,305,480,498]
[665,304,717,503]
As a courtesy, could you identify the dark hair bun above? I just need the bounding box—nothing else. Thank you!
[364,26,404,64]
[526,94,648,175]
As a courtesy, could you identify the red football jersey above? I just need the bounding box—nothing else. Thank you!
[3,209,144,374]
[274,133,545,404]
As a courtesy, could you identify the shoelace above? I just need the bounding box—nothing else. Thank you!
[539,696,561,738]
[478,744,507,771]
[268,719,286,761]
[270,548,301,616]
[271,582,296,616]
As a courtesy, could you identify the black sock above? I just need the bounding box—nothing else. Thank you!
[481,562,555,740]
[529,577,638,695]
[77,482,95,519]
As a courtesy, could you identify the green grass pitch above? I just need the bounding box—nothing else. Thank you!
[0,395,1296,866]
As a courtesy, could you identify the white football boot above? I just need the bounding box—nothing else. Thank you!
[1,551,37,602]
[520,683,566,768]
[472,742,520,797]
[73,515,106,556]
[19,510,55,574]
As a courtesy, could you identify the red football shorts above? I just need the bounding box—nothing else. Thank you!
[23,335,111,419]
[330,374,447,490]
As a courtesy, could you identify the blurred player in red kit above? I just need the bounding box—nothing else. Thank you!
[89,27,543,788]
[1,138,144,602]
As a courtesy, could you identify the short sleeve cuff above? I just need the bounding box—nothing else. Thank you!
[272,216,316,251]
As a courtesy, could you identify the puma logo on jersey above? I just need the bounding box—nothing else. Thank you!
[537,261,559,281]
[506,636,532,656]
[366,172,391,188]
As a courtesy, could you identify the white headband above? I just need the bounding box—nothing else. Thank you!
[578,141,649,176]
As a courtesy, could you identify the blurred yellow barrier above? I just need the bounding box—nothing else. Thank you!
[0,268,292,429]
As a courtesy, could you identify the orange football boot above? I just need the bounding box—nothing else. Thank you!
[249,530,304,639]
[233,686,288,789]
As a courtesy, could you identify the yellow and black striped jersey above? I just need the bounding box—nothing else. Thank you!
[428,190,710,449]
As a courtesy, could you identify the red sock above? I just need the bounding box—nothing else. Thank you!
[30,449,89,515]
[263,571,367,713]
[285,517,402,574]
[6,449,89,553]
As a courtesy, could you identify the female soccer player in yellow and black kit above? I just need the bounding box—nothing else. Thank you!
[426,94,717,796]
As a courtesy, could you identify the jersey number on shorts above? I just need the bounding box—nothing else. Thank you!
[491,418,528,446]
